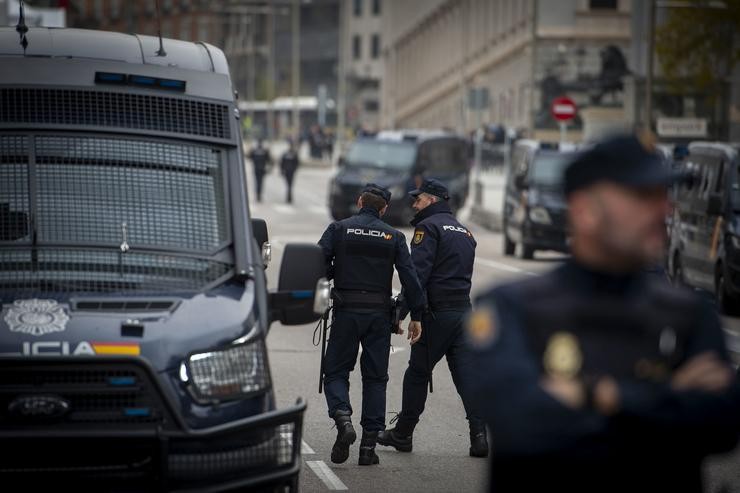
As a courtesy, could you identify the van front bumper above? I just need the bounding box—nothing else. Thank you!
[0,357,305,492]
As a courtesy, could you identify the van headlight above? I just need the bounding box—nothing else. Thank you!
[529,206,552,224]
[186,336,270,402]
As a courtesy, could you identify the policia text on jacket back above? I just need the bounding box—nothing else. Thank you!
[0,26,328,491]
[318,184,426,466]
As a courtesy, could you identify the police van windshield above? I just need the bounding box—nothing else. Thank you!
[529,152,574,187]
[0,134,233,294]
[345,140,417,170]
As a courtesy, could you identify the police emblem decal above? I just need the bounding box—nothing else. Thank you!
[4,299,70,337]
[413,230,425,244]
[467,307,497,346]
[543,332,583,379]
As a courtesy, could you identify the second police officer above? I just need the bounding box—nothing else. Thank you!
[377,178,488,457]
[318,184,426,466]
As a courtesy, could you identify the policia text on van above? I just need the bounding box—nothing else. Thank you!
[0,27,328,492]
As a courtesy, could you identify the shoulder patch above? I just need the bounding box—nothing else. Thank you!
[412,229,425,245]
[467,306,498,347]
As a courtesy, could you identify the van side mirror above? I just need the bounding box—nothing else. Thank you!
[707,195,723,216]
[269,243,328,325]
[252,218,270,266]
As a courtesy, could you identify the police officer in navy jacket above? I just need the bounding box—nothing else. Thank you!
[468,133,740,492]
[377,178,488,457]
[318,183,426,466]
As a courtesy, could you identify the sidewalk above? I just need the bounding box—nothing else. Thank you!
[469,167,506,232]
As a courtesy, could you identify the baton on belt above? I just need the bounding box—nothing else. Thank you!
[426,309,434,394]
[318,306,330,394]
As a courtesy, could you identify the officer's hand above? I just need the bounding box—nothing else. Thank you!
[671,352,734,394]
[394,322,404,335]
[540,376,585,409]
[408,320,422,345]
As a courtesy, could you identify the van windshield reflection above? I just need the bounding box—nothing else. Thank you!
[530,153,574,187]
[345,140,417,170]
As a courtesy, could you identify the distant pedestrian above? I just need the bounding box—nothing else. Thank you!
[248,139,271,202]
[280,140,300,204]
[468,132,740,493]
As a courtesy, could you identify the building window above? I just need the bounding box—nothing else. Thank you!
[371,34,380,59]
[354,0,362,17]
[198,17,209,42]
[110,0,120,19]
[372,0,381,16]
[364,99,379,112]
[589,0,618,9]
[180,17,191,40]
[93,0,103,19]
[353,35,362,60]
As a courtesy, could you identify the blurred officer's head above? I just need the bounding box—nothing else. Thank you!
[564,132,684,272]
[409,178,449,213]
[359,183,391,216]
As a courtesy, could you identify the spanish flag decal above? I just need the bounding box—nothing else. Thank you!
[413,229,424,245]
[91,342,141,356]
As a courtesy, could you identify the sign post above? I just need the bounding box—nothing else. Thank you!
[551,96,577,146]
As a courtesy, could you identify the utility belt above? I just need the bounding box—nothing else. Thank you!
[331,289,391,310]
[427,288,470,312]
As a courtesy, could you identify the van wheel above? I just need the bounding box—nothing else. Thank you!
[717,266,740,316]
[503,231,515,256]
[519,243,535,260]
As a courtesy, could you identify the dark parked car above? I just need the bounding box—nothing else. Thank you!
[502,140,576,259]
[668,142,740,315]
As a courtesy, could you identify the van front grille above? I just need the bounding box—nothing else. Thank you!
[0,88,231,141]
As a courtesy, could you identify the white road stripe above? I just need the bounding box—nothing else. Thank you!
[306,460,348,491]
[301,440,316,455]
[274,205,296,214]
[475,257,538,276]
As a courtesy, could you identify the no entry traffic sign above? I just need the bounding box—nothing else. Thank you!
[551,96,577,122]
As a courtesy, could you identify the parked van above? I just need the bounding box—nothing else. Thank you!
[328,129,470,225]
[668,142,740,315]
[502,140,576,259]
[0,27,327,491]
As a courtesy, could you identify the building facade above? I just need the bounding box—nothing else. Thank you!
[381,0,633,141]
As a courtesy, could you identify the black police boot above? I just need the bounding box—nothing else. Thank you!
[358,430,380,466]
[330,410,356,464]
[376,422,414,453]
[469,422,489,458]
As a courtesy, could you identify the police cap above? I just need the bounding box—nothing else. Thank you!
[563,133,687,196]
[409,178,450,200]
[362,183,392,203]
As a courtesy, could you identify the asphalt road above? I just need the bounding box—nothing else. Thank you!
[251,163,740,492]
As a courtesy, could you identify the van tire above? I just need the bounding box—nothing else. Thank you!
[716,266,740,316]
[519,243,535,260]
[503,232,515,256]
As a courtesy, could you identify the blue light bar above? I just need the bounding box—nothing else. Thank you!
[123,407,151,417]
[291,290,314,299]
[108,376,136,386]
[158,78,187,91]
[95,72,126,84]
[130,75,156,86]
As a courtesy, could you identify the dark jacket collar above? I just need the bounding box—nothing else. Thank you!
[411,200,452,226]
[561,258,646,295]
[358,207,381,219]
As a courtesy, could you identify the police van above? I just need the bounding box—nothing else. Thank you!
[328,129,470,225]
[668,142,740,316]
[0,27,328,491]
[502,139,576,259]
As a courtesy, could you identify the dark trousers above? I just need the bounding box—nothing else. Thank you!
[324,309,391,432]
[284,172,295,203]
[254,170,265,201]
[399,309,484,430]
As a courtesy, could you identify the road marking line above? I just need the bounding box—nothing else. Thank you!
[274,205,296,214]
[306,460,348,491]
[301,440,316,455]
[475,257,538,276]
